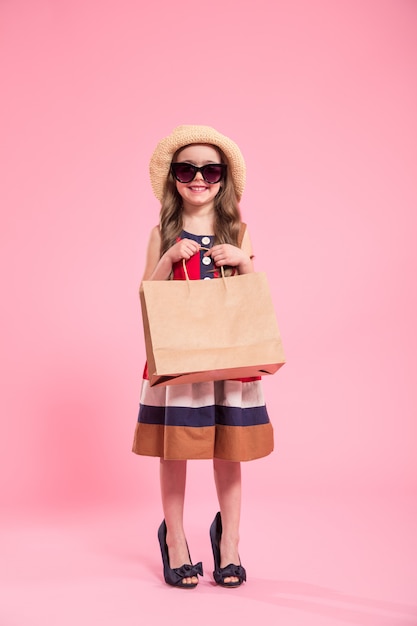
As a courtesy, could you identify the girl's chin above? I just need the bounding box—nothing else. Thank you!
[182,198,215,211]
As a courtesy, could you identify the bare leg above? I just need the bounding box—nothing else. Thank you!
[213,458,242,584]
[160,458,198,585]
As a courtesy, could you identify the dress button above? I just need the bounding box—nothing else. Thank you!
[201,236,211,245]
[202,256,211,266]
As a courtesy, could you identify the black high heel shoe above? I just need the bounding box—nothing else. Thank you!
[158,520,203,589]
[209,512,246,587]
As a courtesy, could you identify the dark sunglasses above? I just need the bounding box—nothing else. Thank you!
[171,162,226,184]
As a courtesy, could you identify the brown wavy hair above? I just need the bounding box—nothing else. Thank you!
[159,145,242,257]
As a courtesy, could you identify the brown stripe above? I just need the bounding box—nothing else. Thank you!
[133,423,215,459]
[215,423,274,461]
[132,421,273,462]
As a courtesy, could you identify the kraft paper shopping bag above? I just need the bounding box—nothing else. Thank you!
[140,270,285,387]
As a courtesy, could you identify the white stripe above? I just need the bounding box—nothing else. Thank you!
[141,380,216,408]
[218,380,265,408]
[140,379,265,410]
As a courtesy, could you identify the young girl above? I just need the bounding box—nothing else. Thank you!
[133,125,274,589]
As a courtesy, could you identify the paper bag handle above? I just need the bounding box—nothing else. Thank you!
[182,247,226,285]
[180,224,246,284]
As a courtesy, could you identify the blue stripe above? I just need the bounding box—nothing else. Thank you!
[138,404,270,428]
[215,405,270,427]
[139,405,215,427]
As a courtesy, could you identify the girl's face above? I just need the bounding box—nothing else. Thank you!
[173,144,222,212]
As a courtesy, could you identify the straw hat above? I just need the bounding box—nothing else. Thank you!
[149,125,246,202]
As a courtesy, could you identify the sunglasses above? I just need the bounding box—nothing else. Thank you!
[171,162,226,184]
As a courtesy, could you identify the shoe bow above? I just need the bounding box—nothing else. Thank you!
[167,561,204,585]
[214,563,247,584]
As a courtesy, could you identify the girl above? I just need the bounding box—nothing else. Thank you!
[133,125,274,589]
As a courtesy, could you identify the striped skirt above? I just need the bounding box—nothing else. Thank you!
[132,372,274,462]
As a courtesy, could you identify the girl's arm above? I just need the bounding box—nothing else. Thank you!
[141,226,165,281]
[239,228,255,274]
[141,226,200,281]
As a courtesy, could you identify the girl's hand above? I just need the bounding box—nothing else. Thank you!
[204,244,253,274]
[165,238,200,264]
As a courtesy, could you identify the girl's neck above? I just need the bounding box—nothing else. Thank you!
[182,206,215,235]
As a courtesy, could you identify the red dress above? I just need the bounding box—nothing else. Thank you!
[132,230,274,461]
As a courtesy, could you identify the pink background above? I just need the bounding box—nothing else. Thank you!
[1,1,416,624]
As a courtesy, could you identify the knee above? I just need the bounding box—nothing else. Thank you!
[213,458,241,475]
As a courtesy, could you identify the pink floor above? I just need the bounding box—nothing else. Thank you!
[2,492,416,626]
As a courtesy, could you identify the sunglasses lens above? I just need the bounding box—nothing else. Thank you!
[202,165,224,184]
[171,163,225,184]
[171,164,196,183]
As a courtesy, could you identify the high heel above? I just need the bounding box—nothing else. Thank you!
[157,520,203,589]
[209,512,246,587]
